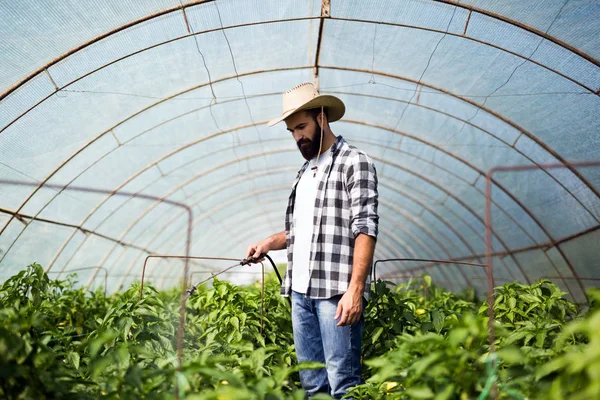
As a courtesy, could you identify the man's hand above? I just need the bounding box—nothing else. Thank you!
[245,231,286,264]
[335,286,363,326]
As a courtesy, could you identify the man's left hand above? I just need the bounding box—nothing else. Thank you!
[335,287,363,326]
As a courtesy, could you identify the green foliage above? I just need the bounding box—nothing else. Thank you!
[1,264,600,400]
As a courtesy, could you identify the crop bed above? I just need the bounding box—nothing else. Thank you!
[1,263,598,399]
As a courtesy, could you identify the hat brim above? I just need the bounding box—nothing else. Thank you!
[267,94,345,127]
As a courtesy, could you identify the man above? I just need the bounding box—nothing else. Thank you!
[245,82,379,399]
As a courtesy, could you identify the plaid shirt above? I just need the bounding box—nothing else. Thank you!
[281,135,379,299]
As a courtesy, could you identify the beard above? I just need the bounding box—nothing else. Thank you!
[296,124,322,161]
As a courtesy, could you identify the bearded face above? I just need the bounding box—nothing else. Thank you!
[296,122,322,161]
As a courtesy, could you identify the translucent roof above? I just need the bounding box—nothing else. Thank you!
[1,0,598,302]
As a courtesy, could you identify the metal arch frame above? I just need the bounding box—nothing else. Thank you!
[0,14,596,206]
[322,67,600,201]
[2,3,596,106]
[432,0,600,67]
[0,180,193,374]
[486,162,600,301]
[107,165,298,287]
[0,206,157,257]
[9,124,477,275]
[60,144,294,284]
[138,198,410,288]
[69,132,538,288]
[65,140,291,279]
[0,89,284,237]
[331,91,598,221]
[40,122,263,273]
[184,208,402,270]
[0,101,584,284]
[38,119,553,275]
[118,162,488,286]
[29,85,585,284]
[188,216,465,293]
[168,182,516,290]
[1,0,217,100]
[181,207,457,287]
[120,140,520,276]
[87,162,296,281]
[130,165,505,285]
[150,177,502,288]
[379,200,473,285]
[1,6,596,272]
[4,62,596,253]
[3,79,596,282]
[4,73,592,243]
[4,124,548,289]
[4,62,595,249]
[142,189,441,283]
[99,140,517,282]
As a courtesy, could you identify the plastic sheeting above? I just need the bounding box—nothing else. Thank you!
[0,0,598,303]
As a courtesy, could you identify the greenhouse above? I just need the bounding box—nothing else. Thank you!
[1,0,599,399]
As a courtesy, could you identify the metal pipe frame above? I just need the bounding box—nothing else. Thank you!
[3,7,596,284]
[376,258,487,293]
[4,75,591,245]
[148,195,414,280]
[124,157,470,282]
[0,75,592,296]
[375,258,486,280]
[2,1,596,106]
[101,140,531,287]
[44,122,262,275]
[152,217,401,289]
[0,113,584,290]
[313,0,330,80]
[147,188,419,268]
[0,180,193,371]
[380,255,497,383]
[4,62,589,274]
[50,119,544,282]
[110,164,296,288]
[2,126,548,292]
[131,193,409,287]
[0,206,157,257]
[486,162,600,301]
[0,16,599,238]
[433,0,599,67]
[4,62,595,268]
[137,152,505,282]
[160,190,468,287]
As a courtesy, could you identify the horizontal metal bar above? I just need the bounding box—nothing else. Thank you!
[0,206,156,255]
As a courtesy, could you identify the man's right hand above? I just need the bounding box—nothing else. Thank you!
[245,231,286,264]
[245,240,270,264]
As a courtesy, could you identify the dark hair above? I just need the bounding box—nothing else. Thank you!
[305,107,328,123]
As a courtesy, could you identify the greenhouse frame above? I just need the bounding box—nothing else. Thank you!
[1,0,599,399]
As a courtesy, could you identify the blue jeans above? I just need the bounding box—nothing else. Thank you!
[291,291,365,399]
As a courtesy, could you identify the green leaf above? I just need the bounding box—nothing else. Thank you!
[67,351,80,370]
[435,384,455,400]
[372,327,384,344]
[423,275,432,288]
[432,310,445,333]
[405,385,435,399]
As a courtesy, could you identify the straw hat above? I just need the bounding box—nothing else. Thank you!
[267,82,345,127]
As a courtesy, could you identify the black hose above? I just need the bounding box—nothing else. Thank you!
[250,253,291,306]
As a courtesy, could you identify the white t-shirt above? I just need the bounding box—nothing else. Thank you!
[291,145,333,294]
